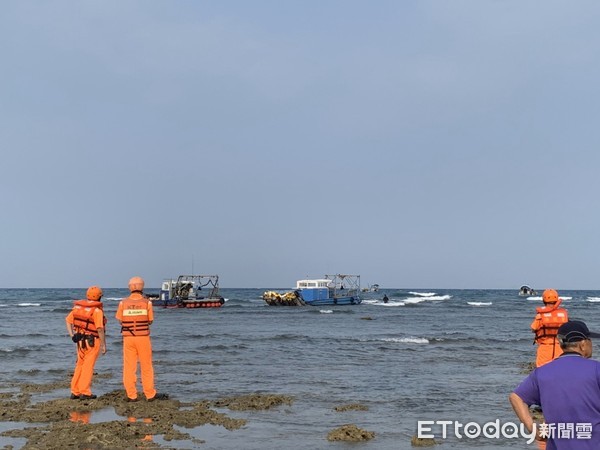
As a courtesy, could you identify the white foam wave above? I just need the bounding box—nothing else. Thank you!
[0,304,7,307]
[426,295,451,301]
[404,295,451,304]
[381,337,429,344]
[527,296,572,301]
[319,310,333,314]
[362,299,406,307]
[587,297,600,303]
[18,303,41,307]
[408,292,436,297]
[104,297,124,301]
[467,302,492,307]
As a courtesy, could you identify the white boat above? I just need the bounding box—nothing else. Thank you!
[518,285,536,296]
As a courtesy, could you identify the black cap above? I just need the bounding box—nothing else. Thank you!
[557,321,600,344]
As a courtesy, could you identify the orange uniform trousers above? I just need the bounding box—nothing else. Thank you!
[535,339,563,367]
[122,335,156,400]
[71,339,101,396]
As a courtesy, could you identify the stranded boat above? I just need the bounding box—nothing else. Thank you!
[518,285,536,296]
[263,274,361,306]
[159,275,225,308]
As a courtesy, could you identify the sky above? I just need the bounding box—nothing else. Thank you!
[2,1,600,289]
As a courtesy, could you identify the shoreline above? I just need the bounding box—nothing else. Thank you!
[0,378,374,449]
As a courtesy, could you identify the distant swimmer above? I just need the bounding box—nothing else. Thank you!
[65,286,107,400]
[531,289,568,367]
[382,294,389,304]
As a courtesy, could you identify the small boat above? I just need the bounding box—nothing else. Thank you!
[362,283,380,292]
[159,275,225,308]
[263,274,361,306]
[518,285,536,296]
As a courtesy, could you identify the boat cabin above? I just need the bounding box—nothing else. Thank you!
[295,279,331,301]
[296,279,331,289]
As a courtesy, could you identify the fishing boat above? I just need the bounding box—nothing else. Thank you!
[263,274,361,306]
[159,275,225,308]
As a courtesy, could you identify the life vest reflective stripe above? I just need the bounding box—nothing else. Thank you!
[120,297,151,336]
[72,300,105,338]
[534,300,568,341]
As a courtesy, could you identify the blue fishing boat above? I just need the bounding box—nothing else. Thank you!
[263,274,361,306]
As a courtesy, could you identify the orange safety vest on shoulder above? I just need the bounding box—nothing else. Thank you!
[120,296,151,336]
[72,300,106,337]
[533,299,568,342]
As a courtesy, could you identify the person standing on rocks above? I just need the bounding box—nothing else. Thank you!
[65,285,107,400]
[115,276,168,402]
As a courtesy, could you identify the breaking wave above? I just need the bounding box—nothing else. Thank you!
[380,337,429,345]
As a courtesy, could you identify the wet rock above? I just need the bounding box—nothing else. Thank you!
[327,424,375,441]
[212,393,294,411]
[333,403,369,412]
[19,381,70,394]
[519,361,536,374]
[411,435,438,446]
[0,384,290,449]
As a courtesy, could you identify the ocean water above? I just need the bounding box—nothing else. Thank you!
[1,287,598,449]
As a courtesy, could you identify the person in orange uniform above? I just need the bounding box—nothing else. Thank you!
[65,286,107,400]
[115,276,168,402]
[531,288,568,367]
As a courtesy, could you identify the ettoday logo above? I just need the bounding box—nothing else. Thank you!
[417,420,593,444]
[417,420,537,444]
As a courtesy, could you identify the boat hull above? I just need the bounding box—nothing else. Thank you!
[162,298,224,309]
[262,291,361,306]
[305,296,361,306]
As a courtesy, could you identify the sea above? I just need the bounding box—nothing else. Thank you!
[1,287,599,450]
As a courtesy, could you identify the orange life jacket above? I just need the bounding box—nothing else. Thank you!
[72,300,106,337]
[120,296,151,336]
[533,299,568,342]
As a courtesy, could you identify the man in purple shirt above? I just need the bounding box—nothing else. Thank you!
[510,320,600,449]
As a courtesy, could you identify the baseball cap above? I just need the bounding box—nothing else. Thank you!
[557,321,600,344]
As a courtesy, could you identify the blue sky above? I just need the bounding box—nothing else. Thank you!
[2,1,600,289]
